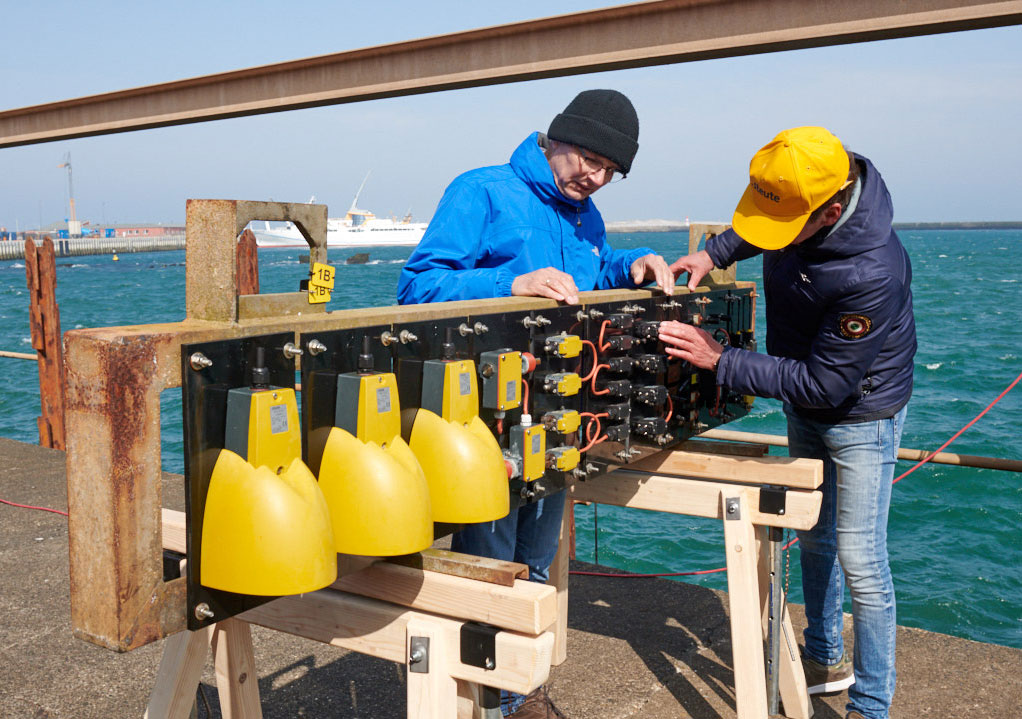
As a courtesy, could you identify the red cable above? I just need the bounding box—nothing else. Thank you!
[598,320,612,352]
[663,394,674,422]
[577,340,599,382]
[0,498,68,517]
[570,369,1022,579]
[590,364,610,395]
[521,380,530,415]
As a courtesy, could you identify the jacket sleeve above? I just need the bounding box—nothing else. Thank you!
[592,227,654,290]
[397,181,516,304]
[705,228,763,268]
[716,275,902,408]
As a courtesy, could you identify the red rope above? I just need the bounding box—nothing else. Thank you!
[0,498,68,517]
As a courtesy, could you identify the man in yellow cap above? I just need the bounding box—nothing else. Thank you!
[660,127,916,719]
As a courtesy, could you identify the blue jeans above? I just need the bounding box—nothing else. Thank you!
[451,489,567,715]
[787,405,907,719]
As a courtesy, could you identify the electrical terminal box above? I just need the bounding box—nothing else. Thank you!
[510,423,546,481]
[542,409,581,434]
[479,349,522,411]
[543,333,582,358]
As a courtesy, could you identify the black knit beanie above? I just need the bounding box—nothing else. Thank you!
[547,89,639,175]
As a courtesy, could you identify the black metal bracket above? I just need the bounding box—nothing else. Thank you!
[460,622,499,670]
[759,485,788,516]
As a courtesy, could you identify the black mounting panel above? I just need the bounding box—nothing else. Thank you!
[181,331,296,630]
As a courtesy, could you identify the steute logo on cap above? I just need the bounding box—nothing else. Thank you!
[732,127,850,250]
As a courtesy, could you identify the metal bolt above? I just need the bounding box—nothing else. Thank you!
[399,330,418,344]
[480,363,495,378]
[473,321,489,335]
[307,339,327,355]
[194,603,214,620]
[282,342,303,359]
[409,646,426,665]
[588,308,604,319]
[380,331,396,346]
[485,657,495,670]
[189,352,212,371]
[458,322,473,337]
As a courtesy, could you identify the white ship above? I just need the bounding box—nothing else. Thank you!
[252,176,428,248]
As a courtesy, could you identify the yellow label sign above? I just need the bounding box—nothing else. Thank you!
[310,262,336,289]
[308,283,332,304]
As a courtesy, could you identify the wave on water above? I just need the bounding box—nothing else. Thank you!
[925,362,942,370]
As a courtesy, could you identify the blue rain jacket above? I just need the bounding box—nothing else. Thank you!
[707,155,916,423]
[398,133,652,304]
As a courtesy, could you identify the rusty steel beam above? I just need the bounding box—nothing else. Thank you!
[24,237,65,450]
[3,0,1021,148]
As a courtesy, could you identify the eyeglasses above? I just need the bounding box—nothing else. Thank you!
[575,147,626,183]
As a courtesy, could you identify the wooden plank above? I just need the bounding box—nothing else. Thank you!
[144,626,212,719]
[332,561,556,635]
[406,618,459,719]
[548,504,571,666]
[212,619,263,719]
[568,473,823,531]
[161,508,553,634]
[387,548,529,586]
[721,493,768,719]
[626,449,822,490]
[241,589,553,695]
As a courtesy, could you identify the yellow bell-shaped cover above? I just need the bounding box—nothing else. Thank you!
[201,449,337,595]
[409,409,509,523]
[318,427,434,556]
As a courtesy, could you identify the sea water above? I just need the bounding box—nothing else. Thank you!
[0,230,1018,648]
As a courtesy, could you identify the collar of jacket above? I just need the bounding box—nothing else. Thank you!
[796,153,894,260]
[510,131,588,211]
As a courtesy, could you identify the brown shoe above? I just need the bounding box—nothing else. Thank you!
[507,686,567,718]
[801,649,854,695]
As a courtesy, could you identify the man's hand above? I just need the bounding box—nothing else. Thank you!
[658,320,723,371]
[512,267,580,304]
[630,253,675,295]
[669,250,715,291]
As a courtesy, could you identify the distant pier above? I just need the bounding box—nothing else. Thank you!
[0,234,185,261]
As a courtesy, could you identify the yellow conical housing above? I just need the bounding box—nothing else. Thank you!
[318,426,434,556]
[201,449,337,595]
[408,409,509,523]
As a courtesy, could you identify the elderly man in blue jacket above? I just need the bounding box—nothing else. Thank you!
[399,89,672,718]
[661,127,916,719]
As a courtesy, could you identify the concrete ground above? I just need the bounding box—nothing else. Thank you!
[1,436,1018,718]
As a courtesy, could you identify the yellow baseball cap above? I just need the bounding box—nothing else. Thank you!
[732,127,850,250]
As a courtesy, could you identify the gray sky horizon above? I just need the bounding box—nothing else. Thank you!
[2,2,1020,230]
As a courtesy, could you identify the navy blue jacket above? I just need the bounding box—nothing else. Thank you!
[708,155,916,423]
[398,133,651,304]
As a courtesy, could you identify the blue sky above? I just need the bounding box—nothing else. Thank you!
[2,1,1020,229]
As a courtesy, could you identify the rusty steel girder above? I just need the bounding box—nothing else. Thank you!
[2,0,1020,147]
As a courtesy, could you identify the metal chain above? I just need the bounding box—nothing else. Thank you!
[784,529,791,597]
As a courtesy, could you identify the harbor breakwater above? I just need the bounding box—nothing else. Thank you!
[0,234,185,261]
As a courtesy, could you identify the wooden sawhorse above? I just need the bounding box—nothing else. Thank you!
[149,510,557,718]
[554,447,824,719]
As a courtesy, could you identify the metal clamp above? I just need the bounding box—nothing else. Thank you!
[461,622,498,670]
[759,486,787,516]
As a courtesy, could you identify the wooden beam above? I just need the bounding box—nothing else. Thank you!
[241,589,553,695]
[332,561,556,635]
[568,472,822,530]
[144,625,214,719]
[2,0,1020,147]
[161,508,555,635]
[626,449,822,489]
[211,619,263,719]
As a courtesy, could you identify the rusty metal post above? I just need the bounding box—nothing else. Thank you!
[236,228,260,296]
[24,236,65,449]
